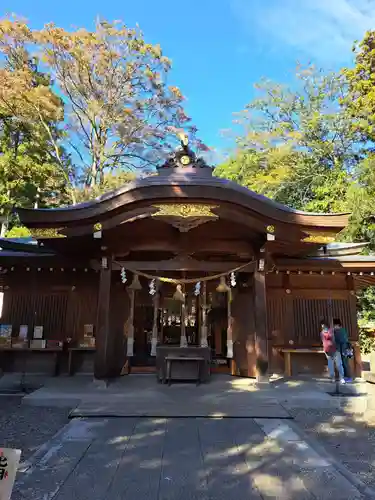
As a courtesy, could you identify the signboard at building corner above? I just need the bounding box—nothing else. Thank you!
[0,448,21,500]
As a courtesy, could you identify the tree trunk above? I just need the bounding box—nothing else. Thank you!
[0,218,8,237]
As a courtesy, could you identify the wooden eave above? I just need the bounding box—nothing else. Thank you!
[264,240,323,258]
[0,238,51,254]
[274,257,375,271]
[0,253,91,268]
[15,175,350,234]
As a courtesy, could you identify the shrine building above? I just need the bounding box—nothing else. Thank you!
[0,140,373,381]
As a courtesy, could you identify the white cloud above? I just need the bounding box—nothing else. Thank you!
[232,0,375,64]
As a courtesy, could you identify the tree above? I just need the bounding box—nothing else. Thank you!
[0,16,202,197]
[75,170,136,202]
[344,31,375,144]
[0,25,74,233]
[32,18,195,186]
[0,21,74,201]
[215,66,359,213]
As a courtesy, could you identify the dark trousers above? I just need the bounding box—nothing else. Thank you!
[339,344,350,378]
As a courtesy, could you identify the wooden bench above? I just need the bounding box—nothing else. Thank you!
[279,348,324,377]
[164,355,205,386]
[0,347,63,376]
[68,347,96,375]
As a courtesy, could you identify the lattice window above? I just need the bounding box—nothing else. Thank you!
[293,298,355,344]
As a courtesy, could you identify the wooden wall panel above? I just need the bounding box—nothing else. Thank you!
[267,296,290,344]
[1,270,100,341]
[289,275,347,289]
[293,298,356,344]
[267,294,294,373]
[2,291,68,339]
[267,293,356,347]
[66,287,98,340]
[266,280,358,375]
[231,288,256,377]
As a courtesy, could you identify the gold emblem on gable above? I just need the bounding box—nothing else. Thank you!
[152,204,218,218]
[180,155,191,166]
[302,232,336,243]
[152,204,218,232]
[30,228,66,238]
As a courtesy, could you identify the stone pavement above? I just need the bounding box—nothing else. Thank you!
[18,373,370,417]
[3,374,374,499]
[13,416,368,500]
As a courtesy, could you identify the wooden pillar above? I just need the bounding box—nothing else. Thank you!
[254,255,269,379]
[126,288,135,357]
[226,291,233,358]
[180,298,188,347]
[94,256,114,379]
[231,282,256,377]
[150,289,160,356]
[200,282,208,347]
[215,325,222,355]
[346,274,362,378]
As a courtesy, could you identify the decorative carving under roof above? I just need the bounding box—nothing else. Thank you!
[152,204,218,218]
[302,233,336,244]
[29,228,66,239]
[152,203,218,232]
[156,134,212,177]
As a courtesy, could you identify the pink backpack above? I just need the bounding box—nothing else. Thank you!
[322,328,336,355]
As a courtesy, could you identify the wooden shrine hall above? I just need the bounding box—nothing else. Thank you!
[0,138,373,381]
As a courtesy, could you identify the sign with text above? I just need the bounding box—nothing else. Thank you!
[0,448,21,500]
[33,326,43,339]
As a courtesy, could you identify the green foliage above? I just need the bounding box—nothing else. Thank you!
[0,16,197,187]
[0,14,199,207]
[358,328,375,354]
[0,16,200,236]
[344,31,375,143]
[75,171,136,202]
[0,34,73,228]
[217,63,375,332]
[5,225,31,238]
[215,66,358,213]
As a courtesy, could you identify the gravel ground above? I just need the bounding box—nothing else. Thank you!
[291,407,375,489]
[0,396,69,462]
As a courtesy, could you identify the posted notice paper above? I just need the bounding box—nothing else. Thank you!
[0,448,21,500]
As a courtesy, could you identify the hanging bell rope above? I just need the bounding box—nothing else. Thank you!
[173,284,185,301]
[128,273,142,290]
[216,276,230,293]
[113,259,255,285]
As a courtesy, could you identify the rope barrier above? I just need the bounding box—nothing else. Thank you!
[113,259,256,284]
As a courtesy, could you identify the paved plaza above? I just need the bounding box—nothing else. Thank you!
[12,416,367,500]
[1,374,375,499]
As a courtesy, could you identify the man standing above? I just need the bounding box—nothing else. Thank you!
[333,318,352,382]
[320,319,345,384]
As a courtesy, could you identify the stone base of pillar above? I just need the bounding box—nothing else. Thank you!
[180,335,188,347]
[255,374,270,385]
[151,338,157,356]
[200,325,208,348]
[256,357,268,375]
[127,337,134,357]
[92,378,110,389]
[226,339,233,358]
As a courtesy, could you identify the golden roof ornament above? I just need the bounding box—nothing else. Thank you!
[157,131,212,176]
[177,131,189,147]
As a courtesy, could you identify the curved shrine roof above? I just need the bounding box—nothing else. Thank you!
[15,141,350,233]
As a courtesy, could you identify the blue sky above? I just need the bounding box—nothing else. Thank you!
[1,0,374,155]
